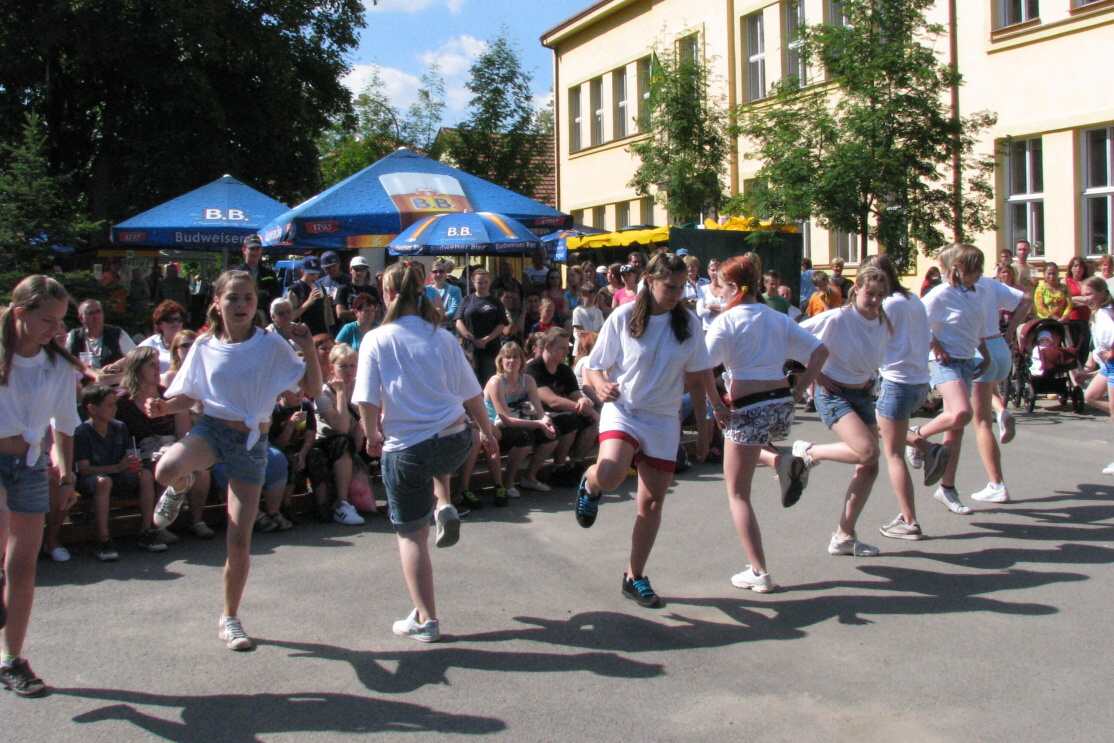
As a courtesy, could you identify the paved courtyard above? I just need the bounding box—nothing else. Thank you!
[3,403,1113,742]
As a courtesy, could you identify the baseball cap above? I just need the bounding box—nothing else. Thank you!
[243,234,262,250]
[321,251,340,267]
[675,248,690,257]
[349,256,370,269]
[302,256,322,274]
[596,265,607,274]
[620,264,634,274]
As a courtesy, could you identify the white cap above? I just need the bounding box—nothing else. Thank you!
[350,256,370,268]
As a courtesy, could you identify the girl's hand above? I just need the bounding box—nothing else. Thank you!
[289,323,314,349]
[539,417,558,439]
[145,397,168,418]
[596,381,620,403]
[479,428,500,459]
[365,429,384,458]
[712,403,731,430]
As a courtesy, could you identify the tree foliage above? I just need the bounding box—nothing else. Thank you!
[0,1,365,225]
[0,114,100,272]
[628,47,729,225]
[735,0,996,270]
[446,34,548,199]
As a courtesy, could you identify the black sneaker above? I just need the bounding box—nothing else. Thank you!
[460,490,482,510]
[94,540,120,562]
[575,475,601,528]
[1,658,47,697]
[622,573,662,608]
[137,530,168,553]
[493,488,509,507]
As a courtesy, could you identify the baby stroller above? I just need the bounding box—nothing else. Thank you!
[1006,317,1084,413]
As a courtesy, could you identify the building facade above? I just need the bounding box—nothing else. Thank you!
[541,0,1114,273]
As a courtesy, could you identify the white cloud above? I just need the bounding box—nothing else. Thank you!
[342,63,423,112]
[419,34,487,77]
[365,0,465,14]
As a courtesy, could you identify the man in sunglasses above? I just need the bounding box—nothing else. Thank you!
[234,234,279,314]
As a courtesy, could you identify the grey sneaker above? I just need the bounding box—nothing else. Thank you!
[933,486,972,515]
[922,443,950,487]
[435,505,460,548]
[392,608,440,643]
[828,533,880,557]
[218,615,254,651]
[153,474,194,529]
[879,514,924,541]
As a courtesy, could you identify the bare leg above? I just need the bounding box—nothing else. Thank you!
[138,469,157,530]
[223,478,262,618]
[723,443,767,573]
[1085,372,1111,415]
[189,470,211,524]
[397,525,436,623]
[2,512,45,659]
[585,438,637,494]
[525,440,559,482]
[972,381,1005,485]
[154,436,217,493]
[627,463,674,579]
[827,413,881,538]
[878,415,917,524]
[433,475,452,509]
[42,478,70,554]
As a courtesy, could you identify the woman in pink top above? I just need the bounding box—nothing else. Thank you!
[611,264,639,309]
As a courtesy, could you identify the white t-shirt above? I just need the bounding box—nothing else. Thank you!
[695,283,724,330]
[573,355,591,390]
[0,350,82,465]
[352,315,482,453]
[879,293,931,385]
[166,328,305,450]
[571,305,605,357]
[801,306,889,386]
[706,302,819,382]
[139,334,173,373]
[922,283,983,360]
[977,277,1025,338]
[587,303,712,418]
[1091,305,1114,365]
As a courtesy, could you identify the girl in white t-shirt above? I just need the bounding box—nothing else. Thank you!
[1081,276,1114,474]
[580,253,729,608]
[147,270,321,652]
[0,276,82,697]
[706,256,827,593]
[795,266,892,558]
[908,245,989,516]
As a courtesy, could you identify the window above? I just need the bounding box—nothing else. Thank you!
[636,56,652,131]
[616,201,630,230]
[784,1,807,84]
[640,196,655,225]
[1074,0,1106,6]
[998,0,1039,27]
[744,12,766,102]
[1006,137,1045,256]
[827,0,848,26]
[592,205,607,230]
[1084,127,1114,256]
[589,76,604,147]
[678,33,699,67]
[570,209,585,227]
[798,220,812,260]
[568,85,582,152]
[612,67,628,139]
[834,232,862,265]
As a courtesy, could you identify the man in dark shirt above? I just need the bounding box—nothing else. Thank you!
[317,251,351,303]
[335,255,381,325]
[525,328,598,469]
[235,235,279,316]
[288,256,335,336]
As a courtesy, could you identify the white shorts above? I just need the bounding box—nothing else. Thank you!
[598,403,680,469]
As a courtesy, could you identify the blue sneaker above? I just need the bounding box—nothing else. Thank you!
[622,573,662,608]
[575,474,601,528]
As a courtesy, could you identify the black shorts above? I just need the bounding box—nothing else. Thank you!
[78,471,140,499]
[307,434,355,486]
[497,424,552,449]
[548,410,593,436]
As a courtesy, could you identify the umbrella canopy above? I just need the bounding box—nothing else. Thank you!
[111,175,288,251]
[540,225,607,263]
[260,148,570,251]
[566,225,671,251]
[388,212,541,256]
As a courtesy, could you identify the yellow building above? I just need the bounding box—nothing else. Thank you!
[541,0,1114,272]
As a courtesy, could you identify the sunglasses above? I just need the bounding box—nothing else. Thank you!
[431,269,446,275]
[353,266,370,272]
[163,316,183,324]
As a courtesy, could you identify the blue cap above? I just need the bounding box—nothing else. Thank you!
[302,256,322,273]
[675,248,690,257]
[321,250,340,267]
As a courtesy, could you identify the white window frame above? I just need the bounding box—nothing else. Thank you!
[998,0,1040,28]
[612,67,628,140]
[1006,137,1045,256]
[744,12,766,102]
[568,85,582,153]
[1084,126,1114,257]
[589,77,604,147]
[834,231,861,265]
[784,0,808,84]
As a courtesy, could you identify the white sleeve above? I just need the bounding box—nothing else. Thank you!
[572,306,589,328]
[704,314,730,368]
[165,340,205,400]
[800,310,835,342]
[118,333,137,353]
[784,315,822,363]
[587,311,623,371]
[352,337,382,407]
[685,323,713,373]
[266,334,307,398]
[50,362,81,437]
[996,282,1025,313]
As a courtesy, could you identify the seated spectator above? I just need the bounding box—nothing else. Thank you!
[269,389,316,524]
[1034,262,1072,321]
[565,266,584,312]
[307,344,366,526]
[267,298,297,346]
[313,334,334,379]
[523,247,550,291]
[612,265,639,309]
[525,331,546,362]
[526,328,599,473]
[805,271,842,317]
[66,299,135,372]
[530,298,560,335]
[288,256,336,336]
[161,330,197,388]
[139,300,186,373]
[334,293,379,351]
[456,268,507,384]
[572,330,600,405]
[600,263,623,309]
[572,284,604,357]
[73,385,166,560]
[156,263,191,313]
[523,293,542,332]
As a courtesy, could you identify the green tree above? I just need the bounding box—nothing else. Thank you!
[403,65,447,155]
[628,46,729,225]
[0,113,99,272]
[447,34,548,199]
[735,0,996,270]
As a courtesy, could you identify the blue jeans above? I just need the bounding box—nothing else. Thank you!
[381,428,472,534]
[189,416,268,486]
[815,384,877,428]
[212,446,287,492]
[929,358,980,389]
[0,451,49,514]
[875,379,929,421]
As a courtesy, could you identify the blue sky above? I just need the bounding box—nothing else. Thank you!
[346,0,589,126]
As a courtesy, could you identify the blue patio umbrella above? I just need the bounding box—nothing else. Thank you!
[540,226,607,263]
[260,148,569,251]
[111,174,288,251]
[388,212,541,257]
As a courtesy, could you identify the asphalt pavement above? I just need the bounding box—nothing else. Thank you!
[3,401,1113,742]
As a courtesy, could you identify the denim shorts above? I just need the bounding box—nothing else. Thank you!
[78,471,140,499]
[875,379,930,421]
[189,415,268,486]
[815,384,877,428]
[0,452,50,514]
[212,445,287,492]
[381,427,472,534]
[928,357,980,389]
[1104,359,1114,383]
[974,336,1012,384]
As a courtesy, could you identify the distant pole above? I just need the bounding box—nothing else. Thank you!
[949,0,963,243]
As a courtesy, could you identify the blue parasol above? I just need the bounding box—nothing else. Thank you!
[388,212,541,257]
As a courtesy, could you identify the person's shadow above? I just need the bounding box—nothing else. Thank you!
[59,687,504,742]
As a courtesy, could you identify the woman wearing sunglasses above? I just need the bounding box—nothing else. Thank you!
[139,300,186,374]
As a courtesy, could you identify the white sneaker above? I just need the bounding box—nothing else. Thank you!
[828,533,880,557]
[153,473,194,529]
[971,482,1010,503]
[505,486,521,499]
[392,608,440,643]
[333,500,365,526]
[218,615,254,651]
[518,478,551,492]
[156,528,180,545]
[933,486,972,515]
[1103,462,1114,475]
[434,505,460,548]
[996,409,1016,445]
[790,440,815,469]
[45,546,71,562]
[731,566,776,593]
[905,426,925,469]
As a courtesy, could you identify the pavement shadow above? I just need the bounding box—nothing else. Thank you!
[57,687,504,741]
[265,635,665,694]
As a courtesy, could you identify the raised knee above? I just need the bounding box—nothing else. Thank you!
[857,444,880,466]
[953,409,973,427]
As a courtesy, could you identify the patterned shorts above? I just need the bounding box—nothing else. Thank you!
[724,397,795,447]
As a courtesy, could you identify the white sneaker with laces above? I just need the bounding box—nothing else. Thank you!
[434,504,460,548]
[970,482,1010,503]
[996,409,1016,445]
[505,486,521,499]
[392,608,440,643]
[153,473,194,529]
[731,566,776,593]
[790,440,815,490]
[933,486,972,515]
[828,533,881,557]
[333,500,365,526]
[46,546,71,562]
[1103,462,1114,475]
[518,478,551,492]
[218,615,254,651]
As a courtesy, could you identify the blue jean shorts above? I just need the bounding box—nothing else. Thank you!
[929,358,980,389]
[815,384,877,428]
[212,445,287,493]
[974,336,1012,384]
[189,416,268,486]
[381,427,472,534]
[875,379,930,421]
[0,451,50,514]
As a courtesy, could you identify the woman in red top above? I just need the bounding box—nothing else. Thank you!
[1065,256,1091,351]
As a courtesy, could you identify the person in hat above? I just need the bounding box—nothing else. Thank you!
[288,257,335,336]
[234,235,279,315]
[425,259,463,330]
[318,251,351,306]
[336,256,381,325]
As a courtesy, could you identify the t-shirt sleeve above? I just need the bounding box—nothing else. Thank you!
[118,332,137,353]
[73,425,92,464]
[352,337,382,407]
[784,315,822,363]
[996,282,1025,313]
[165,340,205,400]
[587,310,622,371]
[336,324,355,347]
[683,314,713,372]
[50,364,82,437]
[445,332,482,400]
[266,334,306,398]
[704,314,729,367]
